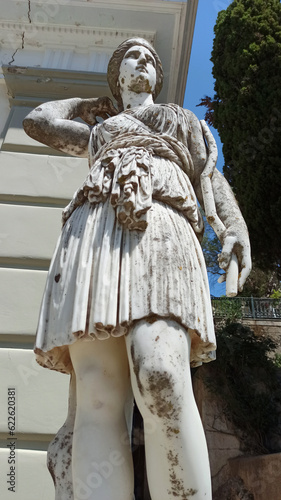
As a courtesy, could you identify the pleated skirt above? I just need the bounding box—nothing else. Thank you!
[35,199,216,373]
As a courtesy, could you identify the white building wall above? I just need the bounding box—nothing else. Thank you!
[0,1,198,498]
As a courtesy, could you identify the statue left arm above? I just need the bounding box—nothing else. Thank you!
[203,168,251,293]
[189,112,251,293]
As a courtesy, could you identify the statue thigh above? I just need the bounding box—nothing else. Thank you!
[125,318,193,422]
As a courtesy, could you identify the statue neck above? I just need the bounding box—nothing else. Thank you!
[121,90,154,110]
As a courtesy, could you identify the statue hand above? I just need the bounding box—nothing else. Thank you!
[218,229,251,293]
[78,97,118,125]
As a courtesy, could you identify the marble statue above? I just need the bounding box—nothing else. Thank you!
[23,38,251,500]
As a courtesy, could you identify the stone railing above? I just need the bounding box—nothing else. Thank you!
[211,297,281,320]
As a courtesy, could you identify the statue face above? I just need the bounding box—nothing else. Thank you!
[118,45,157,95]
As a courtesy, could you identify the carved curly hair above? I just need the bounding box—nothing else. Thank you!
[107,38,164,111]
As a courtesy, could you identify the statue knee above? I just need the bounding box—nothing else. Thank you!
[128,319,190,420]
[132,357,183,421]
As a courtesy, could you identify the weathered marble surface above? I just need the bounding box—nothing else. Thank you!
[47,374,76,500]
[23,38,251,500]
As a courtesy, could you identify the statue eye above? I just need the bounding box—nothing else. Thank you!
[146,55,155,66]
[125,51,139,59]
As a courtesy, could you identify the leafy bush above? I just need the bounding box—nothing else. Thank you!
[204,322,281,454]
[270,289,281,300]
[212,297,243,321]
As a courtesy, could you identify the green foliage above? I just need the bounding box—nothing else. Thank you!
[212,297,243,320]
[274,353,281,368]
[239,260,281,297]
[202,0,281,276]
[204,322,281,454]
[270,289,281,299]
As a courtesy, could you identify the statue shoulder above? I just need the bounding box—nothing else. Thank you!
[182,108,201,127]
[164,104,202,131]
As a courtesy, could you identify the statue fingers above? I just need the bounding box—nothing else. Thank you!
[97,96,118,117]
[79,97,117,123]
[238,252,252,292]
[218,252,230,270]
[218,249,232,271]
[105,99,118,117]
[82,111,98,126]
[217,273,226,284]
[218,234,237,270]
[98,111,115,120]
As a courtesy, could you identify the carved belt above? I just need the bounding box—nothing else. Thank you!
[62,132,194,230]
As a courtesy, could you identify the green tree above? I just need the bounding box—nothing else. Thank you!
[199,0,281,279]
[240,260,280,297]
[201,217,223,287]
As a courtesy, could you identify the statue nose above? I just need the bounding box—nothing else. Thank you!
[138,55,146,64]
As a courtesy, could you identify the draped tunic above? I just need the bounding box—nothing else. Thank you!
[35,104,216,374]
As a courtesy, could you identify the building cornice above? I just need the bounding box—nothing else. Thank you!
[2,66,110,107]
[0,21,155,50]
[0,0,198,105]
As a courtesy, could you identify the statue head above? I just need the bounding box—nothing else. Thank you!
[107,38,164,111]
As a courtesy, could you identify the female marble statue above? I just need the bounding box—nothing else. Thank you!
[23,38,251,500]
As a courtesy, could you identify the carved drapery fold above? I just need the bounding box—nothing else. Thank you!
[62,130,196,232]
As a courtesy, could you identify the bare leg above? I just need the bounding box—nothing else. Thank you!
[126,319,212,500]
[69,337,134,500]
[47,371,76,500]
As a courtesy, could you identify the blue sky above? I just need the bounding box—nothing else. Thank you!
[184,0,232,173]
[184,0,232,295]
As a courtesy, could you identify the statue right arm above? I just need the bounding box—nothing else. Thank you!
[188,112,251,293]
[23,96,118,157]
